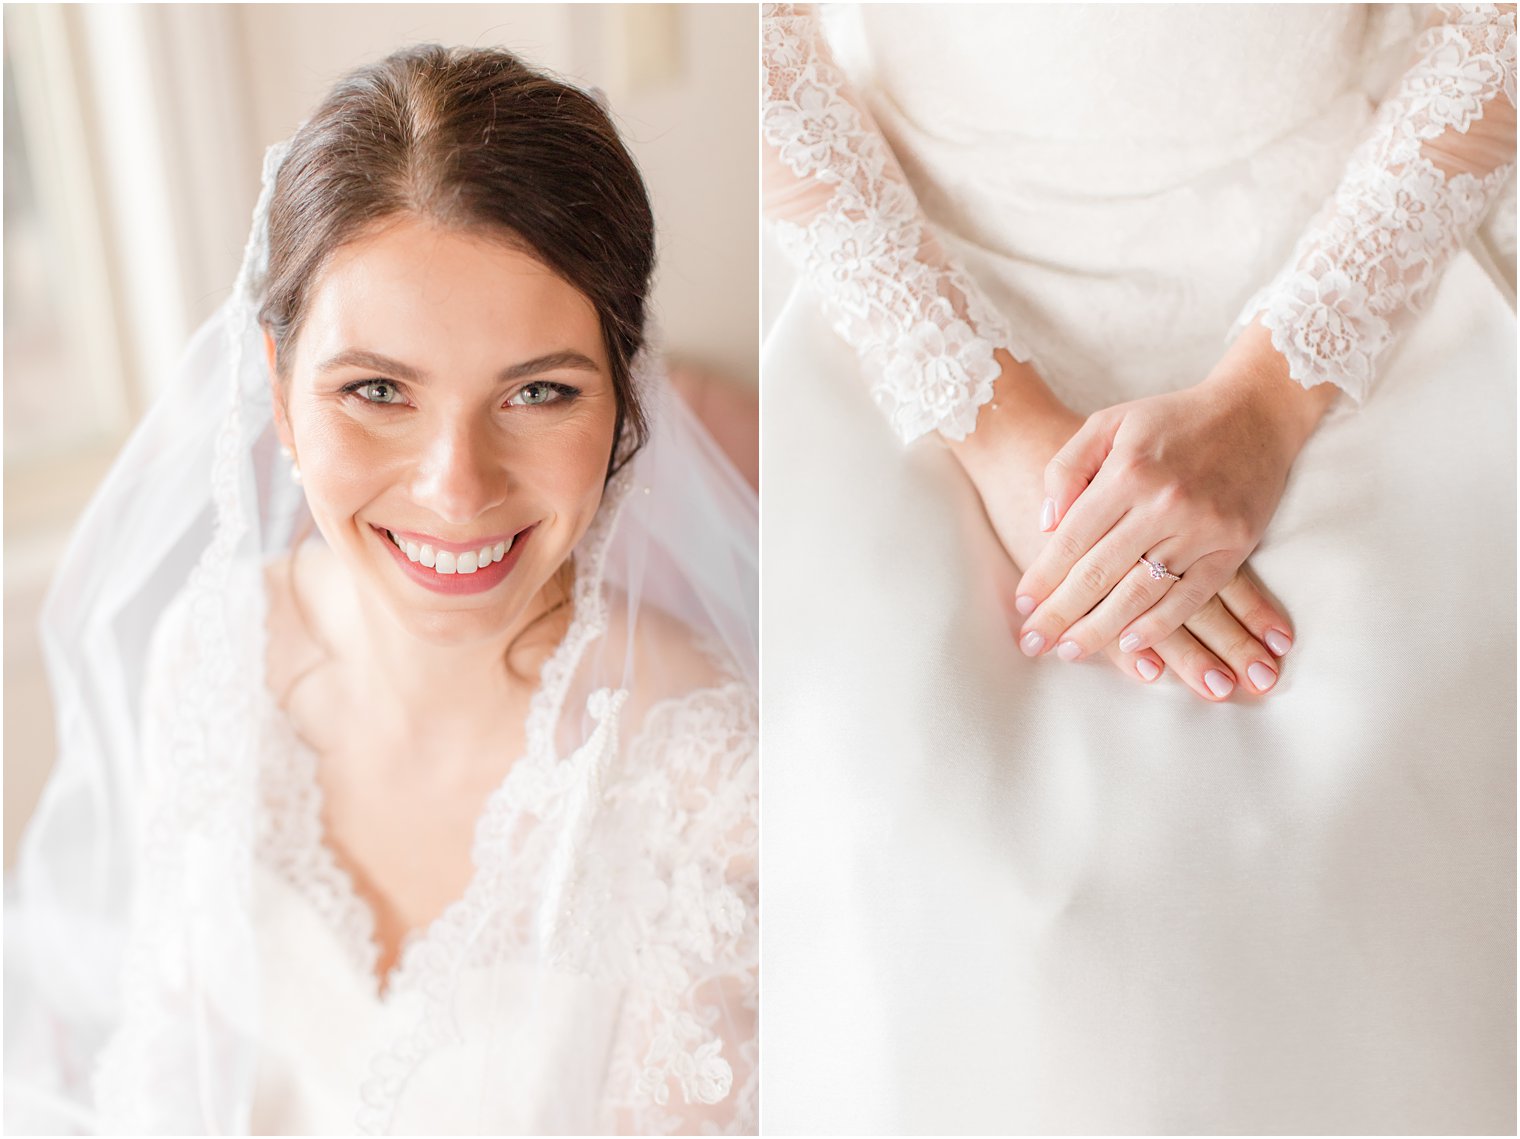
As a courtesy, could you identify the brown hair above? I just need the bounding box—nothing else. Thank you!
[258,42,654,472]
[265,44,653,697]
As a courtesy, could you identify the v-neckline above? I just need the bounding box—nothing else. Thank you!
[252,578,597,1004]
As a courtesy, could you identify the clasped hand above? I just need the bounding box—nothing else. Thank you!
[954,326,1334,701]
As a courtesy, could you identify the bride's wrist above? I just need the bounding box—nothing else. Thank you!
[943,350,1072,478]
[1202,319,1337,464]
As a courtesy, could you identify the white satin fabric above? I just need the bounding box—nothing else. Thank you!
[249,867,618,1134]
[762,5,1516,1133]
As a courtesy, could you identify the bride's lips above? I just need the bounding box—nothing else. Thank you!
[371,522,534,596]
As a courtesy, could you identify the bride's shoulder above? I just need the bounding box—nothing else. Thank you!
[601,585,751,702]
[598,589,756,784]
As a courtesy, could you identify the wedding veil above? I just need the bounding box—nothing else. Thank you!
[6,95,758,1133]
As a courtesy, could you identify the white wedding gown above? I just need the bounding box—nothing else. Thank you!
[762,4,1516,1133]
[127,549,759,1135]
[7,473,758,1134]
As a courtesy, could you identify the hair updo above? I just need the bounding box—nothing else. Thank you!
[257,43,655,472]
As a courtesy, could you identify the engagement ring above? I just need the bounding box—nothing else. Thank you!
[1139,555,1181,582]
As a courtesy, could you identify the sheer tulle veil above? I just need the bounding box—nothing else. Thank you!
[6,102,758,1132]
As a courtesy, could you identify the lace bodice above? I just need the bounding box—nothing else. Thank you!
[763,2,1517,435]
[113,553,758,1135]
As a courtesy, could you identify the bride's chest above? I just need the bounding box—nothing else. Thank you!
[313,744,500,913]
[253,698,691,985]
[247,720,638,1132]
[247,857,623,1135]
[853,4,1378,144]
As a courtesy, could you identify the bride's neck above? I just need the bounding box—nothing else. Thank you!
[287,545,572,753]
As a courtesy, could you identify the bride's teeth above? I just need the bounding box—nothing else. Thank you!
[390,530,514,577]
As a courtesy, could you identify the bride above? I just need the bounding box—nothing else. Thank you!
[6,44,757,1134]
[763,3,1514,1132]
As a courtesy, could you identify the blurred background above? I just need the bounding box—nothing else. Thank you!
[3,3,758,867]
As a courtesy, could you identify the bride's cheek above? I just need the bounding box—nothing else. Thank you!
[525,415,618,513]
[298,417,402,506]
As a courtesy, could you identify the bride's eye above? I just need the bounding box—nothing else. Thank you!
[508,381,577,408]
[344,379,407,406]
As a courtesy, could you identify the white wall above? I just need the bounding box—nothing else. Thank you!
[206,2,758,383]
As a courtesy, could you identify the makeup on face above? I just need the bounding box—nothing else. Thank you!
[282,218,618,642]
[371,522,536,597]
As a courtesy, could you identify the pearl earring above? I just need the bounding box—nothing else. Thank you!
[280,445,302,485]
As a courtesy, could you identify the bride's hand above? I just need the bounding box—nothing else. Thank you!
[1012,321,1334,664]
[951,350,1291,701]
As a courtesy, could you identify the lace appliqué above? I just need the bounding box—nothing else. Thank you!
[257,695,386,982]
[1241,4,1517,400]
[590,681,759,1134]
[247,471,761,1136]
[763,4,1027,443]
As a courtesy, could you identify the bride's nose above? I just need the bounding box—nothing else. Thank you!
[410,417,509,524]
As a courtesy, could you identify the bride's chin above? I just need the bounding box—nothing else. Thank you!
[377,586,523,642]
[377,573,564,652]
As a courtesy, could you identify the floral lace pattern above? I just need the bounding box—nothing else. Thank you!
[762,3,1028,443]
[1241,4,1517,400]
[81,105,757,1129]
[256,692,385,984]
[589,680,759,1133]
[242,473,757,1135]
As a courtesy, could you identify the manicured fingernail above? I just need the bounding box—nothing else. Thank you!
[1040,497,1056,531]
[1247,662,1277,692]
[1056,640,1081,661]
[1015,595,1036,616]
[1021,630,1045,655]
[1136,658,1161,682]
[1204,669,1234,698]
[1264,629,1292,656]
[1119,633,1141,654]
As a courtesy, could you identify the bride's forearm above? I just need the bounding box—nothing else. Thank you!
[1202,319,1339,468]
[942,350,1073,475]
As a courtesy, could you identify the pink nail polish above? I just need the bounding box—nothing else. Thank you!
[1264,630,1292,656]
[1015,595,1036,616]
[1056,641,1081,661]
[1021,630,1045,655]
[1136,658,1161,681]
[1119,633,1141,654]
[1040,498,1056,531]
[1247,662,1277,692]
[1204,669,1234,698]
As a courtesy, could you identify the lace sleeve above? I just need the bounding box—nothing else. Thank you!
[762,2,1032,444]
[1238,3,1517,401]
[604,683,759,1135]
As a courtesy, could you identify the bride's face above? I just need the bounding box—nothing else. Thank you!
[268,216,619,645]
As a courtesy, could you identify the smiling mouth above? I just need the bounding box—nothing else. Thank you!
[382,529,515,576]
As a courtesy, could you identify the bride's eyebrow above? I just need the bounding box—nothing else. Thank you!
[315,348,602,383]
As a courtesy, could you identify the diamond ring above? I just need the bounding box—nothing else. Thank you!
[1139,555,1181,582]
